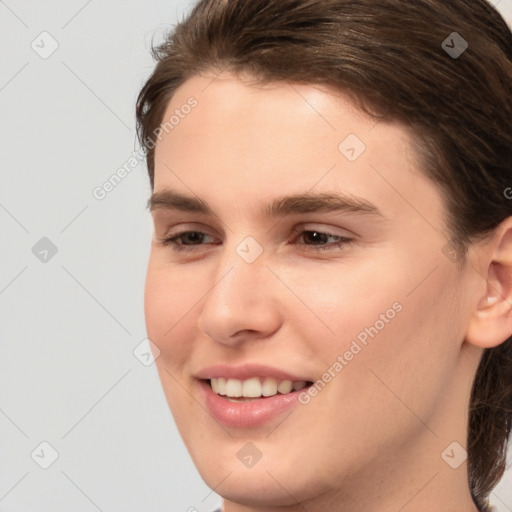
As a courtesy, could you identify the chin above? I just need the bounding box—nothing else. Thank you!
[202,474,309,508]
[190,450,325,507]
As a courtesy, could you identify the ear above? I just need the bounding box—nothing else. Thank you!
[465,216,512,349]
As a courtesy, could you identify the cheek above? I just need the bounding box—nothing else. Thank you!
[286,256,462,416]
[144,258,203,423]
[144,257,200,369]
[272,262,462,480]
[334,261,462,423]
[272,256,409,361]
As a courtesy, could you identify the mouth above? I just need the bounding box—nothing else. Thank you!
[198,377,314,428]
[205,377,313,402]
[195,363,316,427]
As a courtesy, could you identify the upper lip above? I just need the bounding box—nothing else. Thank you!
[195,363,312,382]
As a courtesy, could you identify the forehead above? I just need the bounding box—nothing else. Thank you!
[155,72,409,178]
[157,72,379,151]
[152,72,445,234]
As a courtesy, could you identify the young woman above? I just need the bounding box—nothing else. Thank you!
[136,1,512,511]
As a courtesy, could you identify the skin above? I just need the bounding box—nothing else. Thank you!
[144,72,512,512]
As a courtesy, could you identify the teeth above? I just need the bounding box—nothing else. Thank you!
[209,377,308,398]
[262,377,278,397]
[293,380,307,391]
[277,380,293,394]
[226,378,242,397]
[242,377,262,398]
[214,377,227,395]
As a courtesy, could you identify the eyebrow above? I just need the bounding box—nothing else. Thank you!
[147,189,385,219]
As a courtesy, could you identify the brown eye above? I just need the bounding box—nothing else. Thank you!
[294,230,354,252]
[158,231,216,252]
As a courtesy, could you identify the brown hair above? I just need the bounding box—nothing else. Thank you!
[136,1,512,509]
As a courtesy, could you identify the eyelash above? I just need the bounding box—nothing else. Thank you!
[157,228,354,253]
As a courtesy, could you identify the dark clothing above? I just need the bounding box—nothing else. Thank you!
[211,500,496,511]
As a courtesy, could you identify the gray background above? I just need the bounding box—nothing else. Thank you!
[0,1,511,511]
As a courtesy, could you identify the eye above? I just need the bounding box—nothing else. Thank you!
[157,231,217,252]
[156,228,355,253]
[290,228,354,252]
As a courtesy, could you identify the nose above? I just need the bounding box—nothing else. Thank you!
[196,239,282,347]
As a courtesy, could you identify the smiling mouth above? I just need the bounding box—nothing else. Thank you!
[205,377,313,401]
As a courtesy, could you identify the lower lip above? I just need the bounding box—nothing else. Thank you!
[198,379,307,428]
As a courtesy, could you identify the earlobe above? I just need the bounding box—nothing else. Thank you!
[465,218,512,349]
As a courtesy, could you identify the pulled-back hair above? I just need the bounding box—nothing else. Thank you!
[136,1,512,510]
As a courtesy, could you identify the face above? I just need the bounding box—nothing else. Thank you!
[144,73,480,508]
